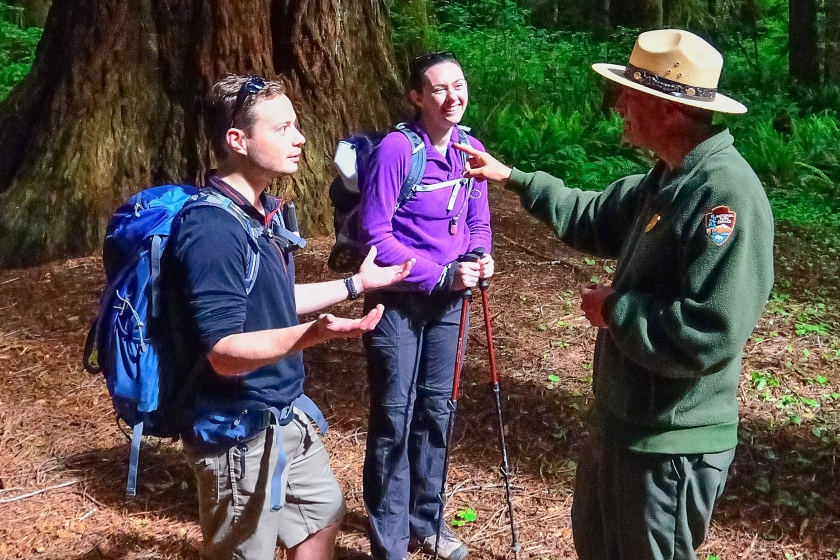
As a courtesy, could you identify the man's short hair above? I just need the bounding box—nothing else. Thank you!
[206,74,286,159]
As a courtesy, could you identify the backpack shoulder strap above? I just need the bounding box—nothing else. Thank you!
[456,125,475,194]
[394,122,426,211]
[456,125,472,169]
[183,191,262,295]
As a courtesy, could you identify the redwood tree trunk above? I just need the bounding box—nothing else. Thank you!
[789,0,820,84]
[10,0,52,28]
[0,0,403,267]
[610,0,663,30]
[827,0,840,83]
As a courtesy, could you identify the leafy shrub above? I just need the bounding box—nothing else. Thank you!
[390,0,840,226]
[0,2,42,102]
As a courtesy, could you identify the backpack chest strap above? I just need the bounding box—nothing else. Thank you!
[413,178,471,212]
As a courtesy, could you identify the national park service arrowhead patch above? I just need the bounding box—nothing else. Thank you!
[704,206,736,246]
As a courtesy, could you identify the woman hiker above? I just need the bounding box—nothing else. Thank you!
[358,51,494,560]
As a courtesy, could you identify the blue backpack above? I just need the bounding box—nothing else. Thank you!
[327,123,472,273]
[82,184,301,498]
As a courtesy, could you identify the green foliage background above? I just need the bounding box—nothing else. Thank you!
[0,3,41,101]
[1,0,838,228]
[392,0,840,229]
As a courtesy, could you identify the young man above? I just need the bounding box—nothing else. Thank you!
[165,74,414,560]
[457,30,774,560]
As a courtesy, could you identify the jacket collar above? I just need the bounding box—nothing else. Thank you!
[204,172,282,226]
[409,121,463,166]
[644,127,733,204]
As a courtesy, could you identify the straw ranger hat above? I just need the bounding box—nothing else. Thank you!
[592,29,747,114]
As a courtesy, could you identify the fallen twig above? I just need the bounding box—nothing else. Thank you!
[499,234,580,272]
[740,532,758,559]
[0,480,79,503]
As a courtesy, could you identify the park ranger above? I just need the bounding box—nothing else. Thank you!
[456,29,774,560]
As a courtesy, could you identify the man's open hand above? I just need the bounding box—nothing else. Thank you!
[315,304,384,339]
[358,246,415,292]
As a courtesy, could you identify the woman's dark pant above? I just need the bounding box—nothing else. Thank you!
[362,291,467,560]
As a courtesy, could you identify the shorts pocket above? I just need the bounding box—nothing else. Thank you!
[191,456,221,505]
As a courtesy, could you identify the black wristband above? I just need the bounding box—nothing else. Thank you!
[344,276,360,300]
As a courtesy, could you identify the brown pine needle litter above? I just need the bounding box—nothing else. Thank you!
[1,188,838,559]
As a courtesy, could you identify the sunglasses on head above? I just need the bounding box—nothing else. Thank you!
[230,76,266,129]
[411,51,457,73]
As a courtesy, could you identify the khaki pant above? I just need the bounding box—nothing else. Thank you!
[185,408,346,560]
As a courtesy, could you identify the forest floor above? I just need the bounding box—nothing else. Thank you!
[1,187,839,560]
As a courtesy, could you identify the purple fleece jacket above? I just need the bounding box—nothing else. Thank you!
[360,123,492,293]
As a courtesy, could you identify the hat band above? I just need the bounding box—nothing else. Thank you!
[623,63,717,102]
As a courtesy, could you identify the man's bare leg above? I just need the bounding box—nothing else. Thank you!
[287,522,342,560]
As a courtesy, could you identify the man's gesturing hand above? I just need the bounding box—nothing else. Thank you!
[358,246,415,292]
[454,143,513,185]
[579,283,615,329]
[315,304,384,339]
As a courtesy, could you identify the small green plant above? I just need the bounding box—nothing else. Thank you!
[451,506,477,527]
[751,371,780,391]
[796,322,829,336]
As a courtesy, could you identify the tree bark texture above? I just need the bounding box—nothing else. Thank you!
[609,0,663,30]
[0,0,404,267]
[10,0,52,28]
[827,0,840,83]
[789,0,820,84]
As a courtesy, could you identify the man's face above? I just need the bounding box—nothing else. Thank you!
[243,94,305,177]
[614,86,667,152]
[411,61,468,132]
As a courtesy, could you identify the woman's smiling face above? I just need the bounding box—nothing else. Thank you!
[411,61,468,133]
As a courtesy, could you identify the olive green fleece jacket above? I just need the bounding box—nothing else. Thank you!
[506,129,774,454]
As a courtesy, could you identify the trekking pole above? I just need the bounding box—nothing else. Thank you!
[478,276,521,559]
[434,249,482,560]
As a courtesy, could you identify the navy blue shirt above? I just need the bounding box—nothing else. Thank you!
[165,175,304,415]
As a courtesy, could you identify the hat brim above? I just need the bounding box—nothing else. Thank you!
[592,63,747,114]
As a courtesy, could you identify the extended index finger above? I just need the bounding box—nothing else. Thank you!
[453,142,481,157]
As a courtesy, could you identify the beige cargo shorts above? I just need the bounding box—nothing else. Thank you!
[185,407,346,560]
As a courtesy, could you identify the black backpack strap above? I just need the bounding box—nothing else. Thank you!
[394,122,426,211]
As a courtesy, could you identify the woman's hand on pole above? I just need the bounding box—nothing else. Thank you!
[479,254,494,279]
[452,260,481,291]
[454,143,513,185]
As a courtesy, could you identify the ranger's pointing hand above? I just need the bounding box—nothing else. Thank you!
[454,143,513,185]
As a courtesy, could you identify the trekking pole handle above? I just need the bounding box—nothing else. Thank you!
[458,246,485,262]
[455,247,485,298]
[460,247,489,289]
